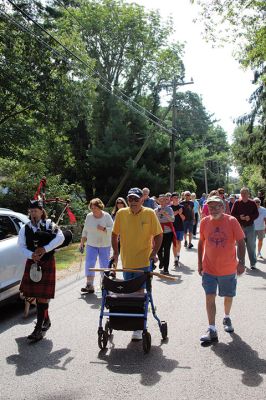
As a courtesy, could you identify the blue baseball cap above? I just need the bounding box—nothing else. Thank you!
[127,188,143,198]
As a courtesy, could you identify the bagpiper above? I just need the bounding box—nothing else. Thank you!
[18,200,65,341]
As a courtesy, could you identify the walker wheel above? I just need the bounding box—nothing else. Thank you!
[160,322,168,340]
[98,331,108,350]
[105,320,113,336]
[142,331,151,353]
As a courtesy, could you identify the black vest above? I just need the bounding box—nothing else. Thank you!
[25,220,57,261]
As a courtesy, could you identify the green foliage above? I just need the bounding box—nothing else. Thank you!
[240,165,266,195]
[191,0,265,184]
[232,124,266,182]
[0,0,231,209]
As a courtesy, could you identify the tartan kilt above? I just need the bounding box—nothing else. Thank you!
[19,257,56,299]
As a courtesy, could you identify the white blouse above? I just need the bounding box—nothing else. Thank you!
[82,211,113,247]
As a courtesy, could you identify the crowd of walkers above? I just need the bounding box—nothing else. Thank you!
[18,185,265,343]
[79,185,265,289]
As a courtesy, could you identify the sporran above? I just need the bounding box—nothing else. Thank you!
[30,263,42,282]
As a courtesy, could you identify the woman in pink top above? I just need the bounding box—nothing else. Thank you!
[201,190,218,218]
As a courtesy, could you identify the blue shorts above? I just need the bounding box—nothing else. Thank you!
[123,266,149,288]
[183,220,193,233]
[175,230,184,241]
[202,273,237,297]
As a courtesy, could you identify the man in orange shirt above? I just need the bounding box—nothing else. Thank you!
[198,196,246,343]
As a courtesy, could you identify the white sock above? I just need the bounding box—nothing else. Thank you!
[177,253,180,257]
[209,325,216,331]
[224,314,230,319]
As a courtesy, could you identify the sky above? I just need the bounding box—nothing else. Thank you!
[127,0,255,143]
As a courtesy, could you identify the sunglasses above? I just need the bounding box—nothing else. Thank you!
[127,196,140,202]
[218,192,224,195]
[116,201,124,205]
[255,201,260,204]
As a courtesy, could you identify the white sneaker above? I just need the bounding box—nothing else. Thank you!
[131,330,142,341]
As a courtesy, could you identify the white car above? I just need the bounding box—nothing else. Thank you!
[0,208,29,303]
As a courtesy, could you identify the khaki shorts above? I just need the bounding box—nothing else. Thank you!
[255,230,265,240]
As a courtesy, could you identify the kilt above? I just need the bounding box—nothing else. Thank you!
[19,257,56,299]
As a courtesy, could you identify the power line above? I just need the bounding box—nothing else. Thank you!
[4,0,175,137]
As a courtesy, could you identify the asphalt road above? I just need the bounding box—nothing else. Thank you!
[1,239,266,400]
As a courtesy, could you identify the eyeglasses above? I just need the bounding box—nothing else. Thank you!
[208,205,223,210]
[127,196,140,202]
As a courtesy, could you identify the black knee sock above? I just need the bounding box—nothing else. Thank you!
[36,303,48,329]
[43,303,49,321]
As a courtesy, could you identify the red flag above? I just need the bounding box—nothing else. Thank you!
[66,206,77,224]
[34,177,47,200]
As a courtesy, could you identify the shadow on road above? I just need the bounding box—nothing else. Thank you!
[246,267,266,281]
[95,339,190,386]
[178,263,195,275]
[211,333,266,387]
[6,337,73,376]
[79,293,102,310]
[0,302,36,335]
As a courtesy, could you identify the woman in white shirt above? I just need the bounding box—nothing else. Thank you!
[80,198,113,293]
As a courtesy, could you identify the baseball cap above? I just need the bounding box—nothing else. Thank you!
[206,196,223,205]
[127,187,143,198]
[171,192,179,197]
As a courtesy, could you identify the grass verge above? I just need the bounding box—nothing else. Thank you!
[55,243,82,270]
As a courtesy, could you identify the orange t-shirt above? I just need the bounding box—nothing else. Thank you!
[200,214,244,276]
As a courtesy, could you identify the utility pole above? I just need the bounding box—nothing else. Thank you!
[204,161,208,194]
[169,77,194,192]
[170,77,177,192]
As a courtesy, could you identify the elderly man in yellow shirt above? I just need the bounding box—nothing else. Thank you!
[112,187,163,340]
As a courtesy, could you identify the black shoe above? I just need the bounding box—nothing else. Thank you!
[174,259,179,267]
[42,318,51,332]
[188,243,194,249]
[184,240,187,247]
[81,284,95,293]
[200,328,218,343]
[223,317,234,333]
[163,270,169,275]
[27,327,43,341]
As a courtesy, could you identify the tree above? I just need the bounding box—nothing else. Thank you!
[231,124,266,182]
[190,1,265,122]
[52,0,185,200]
[191,0,265,187]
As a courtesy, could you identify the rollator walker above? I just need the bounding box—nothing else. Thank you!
[96,262,168,353]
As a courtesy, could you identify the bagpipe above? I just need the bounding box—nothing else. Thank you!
[34,177,76,249]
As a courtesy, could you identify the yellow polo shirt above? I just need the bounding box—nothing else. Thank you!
[113,207,163,269]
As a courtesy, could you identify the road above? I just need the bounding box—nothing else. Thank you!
[1,239,266,400]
